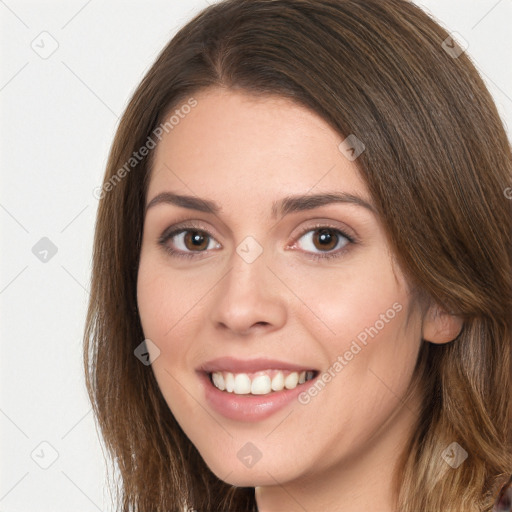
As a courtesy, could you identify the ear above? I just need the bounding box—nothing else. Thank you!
[422,303,463,344]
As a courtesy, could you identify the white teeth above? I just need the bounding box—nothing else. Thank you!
[284,372,299,389]
[225,372,235,392]
[271,372,284,391]
[234,373,251,394]
[251,375,272,395]
[211,372,225,391]
[210,369,315,395]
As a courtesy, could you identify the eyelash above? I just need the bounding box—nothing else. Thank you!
[157,222,356,261]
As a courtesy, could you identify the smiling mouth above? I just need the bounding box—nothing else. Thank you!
[208,369,319,396]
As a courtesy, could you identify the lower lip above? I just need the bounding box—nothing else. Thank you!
[198,371,317,422]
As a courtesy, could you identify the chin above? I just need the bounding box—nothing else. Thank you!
[212,467,282,487]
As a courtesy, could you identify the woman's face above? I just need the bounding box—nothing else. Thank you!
[137,87,424,495]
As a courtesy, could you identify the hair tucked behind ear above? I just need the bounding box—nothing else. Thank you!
[84,0,512,510]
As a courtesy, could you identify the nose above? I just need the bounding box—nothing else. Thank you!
[209,246,287,337]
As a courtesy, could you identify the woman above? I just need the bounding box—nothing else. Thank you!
[84,0,512,510]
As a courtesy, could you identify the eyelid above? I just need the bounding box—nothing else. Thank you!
[158,220,218,242]
[290,220,357,245]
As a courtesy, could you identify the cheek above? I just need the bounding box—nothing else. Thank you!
[280,249,409,344]
[136,254,210,418]
[136,251,220,388]
[137,252,207,343]
[282,254,421,425]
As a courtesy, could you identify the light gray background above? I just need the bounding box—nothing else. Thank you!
[1,1,511,510]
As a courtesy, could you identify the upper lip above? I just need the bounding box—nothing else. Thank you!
[198,356,317,374]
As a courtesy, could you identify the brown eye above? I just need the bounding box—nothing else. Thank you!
[297,228,349,252]
[312,229,339,251]
[159,226,222,259]
[183,230,210,251]
[292,226,354,261]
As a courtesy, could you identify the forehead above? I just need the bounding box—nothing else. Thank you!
[148,87,370,208]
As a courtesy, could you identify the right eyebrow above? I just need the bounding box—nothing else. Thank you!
[145,192,220,215]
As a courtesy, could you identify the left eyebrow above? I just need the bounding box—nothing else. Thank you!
[272,192,376,219]
[144,191,376,218]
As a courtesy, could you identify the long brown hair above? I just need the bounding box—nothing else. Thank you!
[84,0,512,510]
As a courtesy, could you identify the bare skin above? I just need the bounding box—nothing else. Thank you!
[136,87,462,511]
